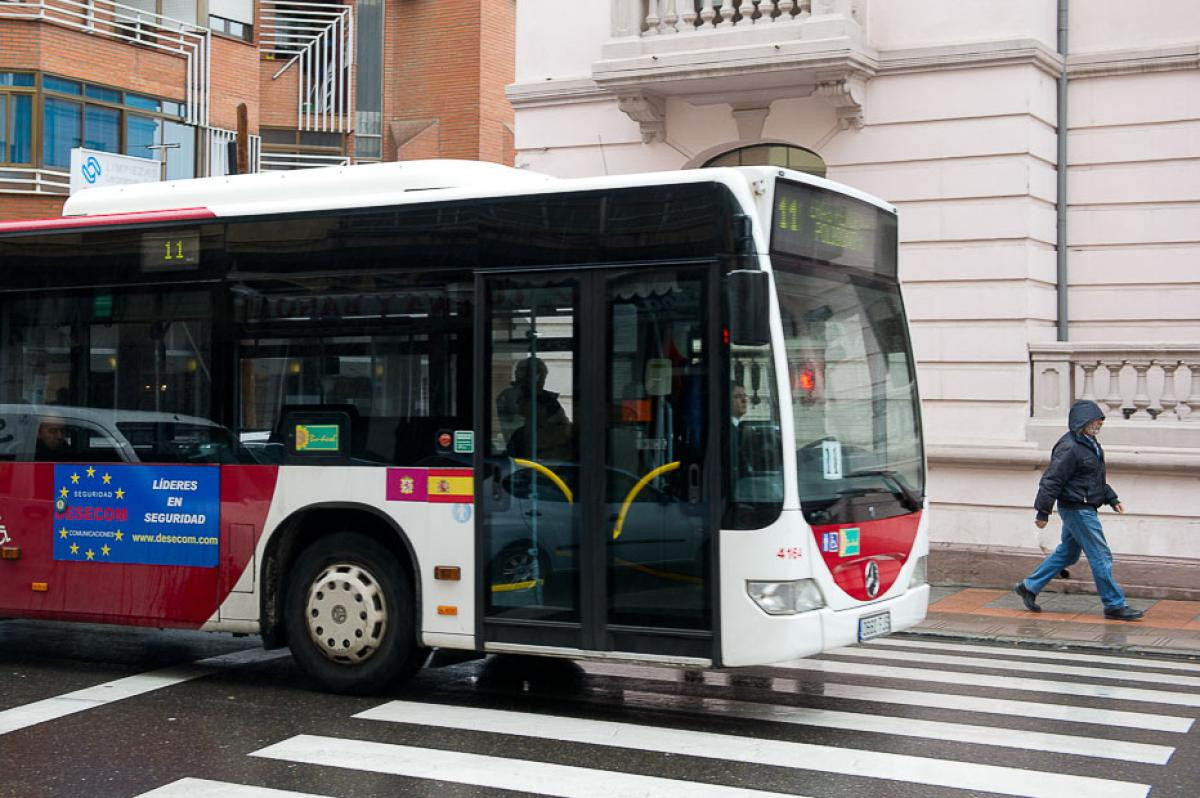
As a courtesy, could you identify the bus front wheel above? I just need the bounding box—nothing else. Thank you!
[284,532,427,694]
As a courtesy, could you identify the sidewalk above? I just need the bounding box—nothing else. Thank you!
[908,585,1200,659]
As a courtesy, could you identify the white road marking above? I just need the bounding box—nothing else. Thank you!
[252,735,809,798]
[777,657,1200,708]
[818,682,1195,734]
[867,637,1200,673]
[136,778,334,798]
[579,660,1196,733]
[827,645,1200,689]
[0,648,286,736]
[615,689,1175,764]
[355,700,1151,798]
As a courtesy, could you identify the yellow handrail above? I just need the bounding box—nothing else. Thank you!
[511,458,573,503]
[612,461,680,540]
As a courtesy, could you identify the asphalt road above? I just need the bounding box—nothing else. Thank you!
[1,619,1198,797]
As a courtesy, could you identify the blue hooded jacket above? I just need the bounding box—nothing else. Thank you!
[1034,400,1120,521]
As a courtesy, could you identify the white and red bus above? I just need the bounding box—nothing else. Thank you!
[0,160,928,693]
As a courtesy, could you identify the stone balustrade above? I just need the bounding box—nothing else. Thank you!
[1031,344,1200,423]
[636,0,822,36]
[610,0,858,41]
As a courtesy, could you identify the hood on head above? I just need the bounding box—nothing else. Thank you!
[1068,399,1105,433]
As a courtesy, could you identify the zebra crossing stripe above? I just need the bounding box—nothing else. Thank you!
[867,638,1200,673]
[0,648,287,737]
[136,777,334,798]
[615,689,1174,764]
[579,661,1196,734]
[818,683,1195,734]
[826,646,1200,689]
[778,657,1200,707]
[355,701,1150,798]
[251,735,808,798]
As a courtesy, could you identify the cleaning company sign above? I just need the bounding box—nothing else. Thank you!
[69,148,160,195]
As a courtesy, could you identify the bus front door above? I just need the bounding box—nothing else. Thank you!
[478,266,717,660]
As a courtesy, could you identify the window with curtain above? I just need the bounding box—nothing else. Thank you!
[0,72,35,165]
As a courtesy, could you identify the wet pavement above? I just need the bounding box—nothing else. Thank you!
[2,614,1199,798]
[918,585,1200,657]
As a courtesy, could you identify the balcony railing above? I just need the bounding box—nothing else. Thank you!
[0,0,210,126]
[259,151,350,171]
[1032,344,1200,422]
[203,127,262,176]
[596,0,870,139]
[0,167,70,195]
[1030,343,1200,450]
[259,0,354,133]
[638,0,814,36]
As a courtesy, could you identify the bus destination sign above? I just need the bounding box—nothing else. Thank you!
[770,180,896,278]
[142,229,200,272]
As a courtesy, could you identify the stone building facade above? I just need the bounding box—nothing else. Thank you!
[509,0,1200,597]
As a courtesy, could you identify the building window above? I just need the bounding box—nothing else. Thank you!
[33,74,195,177]
[209,15,253,42]
[703,145,827,177]
[42,98,82,168]
[0,72,35,165]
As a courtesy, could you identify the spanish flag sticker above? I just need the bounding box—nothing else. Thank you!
[426,469,473,504]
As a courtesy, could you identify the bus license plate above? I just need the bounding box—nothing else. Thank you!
[858,611,891,641]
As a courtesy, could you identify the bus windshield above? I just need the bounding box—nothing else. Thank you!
[775,263,924,525]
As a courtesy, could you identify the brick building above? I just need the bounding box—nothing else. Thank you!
[0,0,515,220]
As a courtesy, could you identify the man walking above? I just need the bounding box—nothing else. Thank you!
[1014,399,1143,621]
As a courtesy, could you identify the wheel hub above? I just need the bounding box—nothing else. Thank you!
[304,563,387,663]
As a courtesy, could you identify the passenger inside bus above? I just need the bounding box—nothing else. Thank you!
[498,357,574,461]
[35,415,70,461]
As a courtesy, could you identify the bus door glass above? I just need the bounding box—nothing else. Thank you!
[482,275,582,638]
[604,267,712,636]
[480,267,714,655]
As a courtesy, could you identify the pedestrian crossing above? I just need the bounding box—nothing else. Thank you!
[135,636,1200,798]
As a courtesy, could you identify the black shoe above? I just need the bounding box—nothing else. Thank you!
[1015,582,1041,613]
[1103,606,1144,621]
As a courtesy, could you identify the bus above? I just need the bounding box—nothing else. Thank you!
[0,160,928,693]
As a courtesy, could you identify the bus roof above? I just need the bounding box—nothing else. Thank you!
[0,160,894,235]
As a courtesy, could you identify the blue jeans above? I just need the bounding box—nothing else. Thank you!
[1024,506,1126,610]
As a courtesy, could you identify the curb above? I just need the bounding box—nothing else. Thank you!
[898,628,1200,661]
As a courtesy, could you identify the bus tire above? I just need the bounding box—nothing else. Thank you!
[284,532,427,694]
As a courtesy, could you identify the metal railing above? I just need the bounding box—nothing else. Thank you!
[0,167,71,195]
[203,127,262,176]
[259,0,354,132]
[258,150,350,171]
[0,0,210,126]
[1031,344,1200,422]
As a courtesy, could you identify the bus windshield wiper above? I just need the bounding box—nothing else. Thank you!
[847,468,923,512]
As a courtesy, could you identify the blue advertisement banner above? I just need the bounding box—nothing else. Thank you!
[53,464,221,567]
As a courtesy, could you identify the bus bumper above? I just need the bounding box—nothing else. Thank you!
[821,582,931,651]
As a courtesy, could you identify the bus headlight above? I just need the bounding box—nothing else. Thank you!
[747,579,825,615]
[908,555,928,589]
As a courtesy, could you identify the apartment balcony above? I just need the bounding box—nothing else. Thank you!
[596,0,874,141]
[259,0,354,134]
[1030,343,1200,452]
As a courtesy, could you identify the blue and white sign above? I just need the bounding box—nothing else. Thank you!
[69,148,160,195]
[53,464,221,567]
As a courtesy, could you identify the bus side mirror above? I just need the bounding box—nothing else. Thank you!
[728,270,770,346]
